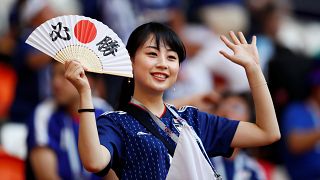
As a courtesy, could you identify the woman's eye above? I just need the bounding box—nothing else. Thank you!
[168,55,177,61]
[147,52,157,56]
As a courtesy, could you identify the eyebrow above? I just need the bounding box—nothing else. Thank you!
[145,45,173,52]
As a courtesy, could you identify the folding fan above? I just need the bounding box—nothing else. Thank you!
[26,15,132,77]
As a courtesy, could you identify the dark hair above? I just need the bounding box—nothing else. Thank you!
[117,22,186,110]
[126,22,186,63]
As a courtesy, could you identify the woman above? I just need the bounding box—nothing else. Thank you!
[64,22,280,179]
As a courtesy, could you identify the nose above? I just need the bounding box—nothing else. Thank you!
[156,54,168,69]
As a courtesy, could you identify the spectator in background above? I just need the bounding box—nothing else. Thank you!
[197,0,249,35]
[281,63,320,180]
[245,1,313,166]
[211,92,267,180]
[9,0,56,123]
[27,61,113,179]
[161,0,250,109]
[250,1,313,115]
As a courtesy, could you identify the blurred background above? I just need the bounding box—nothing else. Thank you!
[1,0,320,179]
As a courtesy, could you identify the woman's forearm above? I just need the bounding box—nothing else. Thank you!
[246,63,281,143]
[78,89,110,172]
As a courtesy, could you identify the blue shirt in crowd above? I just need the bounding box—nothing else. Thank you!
[282,102,320,180]
[27,98,112,180]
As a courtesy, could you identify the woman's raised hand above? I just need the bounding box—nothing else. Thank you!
[220,31,260,69]
[64,60,90,93]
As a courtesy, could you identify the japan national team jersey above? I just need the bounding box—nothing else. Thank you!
[97,104,239,179]
[27,97,112,180]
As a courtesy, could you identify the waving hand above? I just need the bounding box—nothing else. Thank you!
[218,32,281,148]
[219,31,259,68]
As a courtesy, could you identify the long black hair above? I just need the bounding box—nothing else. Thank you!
[117,22,186,110]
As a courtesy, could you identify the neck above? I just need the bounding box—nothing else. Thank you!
[132,87,165,117]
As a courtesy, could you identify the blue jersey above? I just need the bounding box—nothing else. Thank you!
[96,104,239,179]
[282,102,320,180]
[27,98,112,180]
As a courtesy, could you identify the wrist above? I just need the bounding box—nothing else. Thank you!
[78,108,95,113]
[79,88,92,97]
[244,61,260,71]
[79,89,94,109]
[244,62,262,76]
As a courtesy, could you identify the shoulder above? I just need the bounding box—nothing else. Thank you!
[100,110,128,117]
[285,102,306,111]
[283,101,309,119]
[98,110,129,123]
[174,105,219,121]
[166,103,199,113]
[33,99,57,122]
[29,99,58,146]
[97,110,142,133]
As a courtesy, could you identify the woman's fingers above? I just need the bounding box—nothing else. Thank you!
[220,35,235,50]
[221,31,248,51]
[238,32,247,44]
[65,60,84,79]
[229,31,241,45]
[251,35,257,45]
[64,60,71,71]
[219,50,234,61]
[73,67,85,79]
[67,60,88,72]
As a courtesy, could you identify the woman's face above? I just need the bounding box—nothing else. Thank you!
[52,62,79,105]
[132,35,180,93]
[216,96,250,122]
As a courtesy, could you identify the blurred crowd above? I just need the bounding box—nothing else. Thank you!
[1,0,320,179]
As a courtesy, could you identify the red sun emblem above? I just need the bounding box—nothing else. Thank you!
[74,20,97,44]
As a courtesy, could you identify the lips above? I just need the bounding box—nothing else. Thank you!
[151,72,169,81]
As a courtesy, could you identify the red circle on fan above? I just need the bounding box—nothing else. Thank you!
[74,20,97,44]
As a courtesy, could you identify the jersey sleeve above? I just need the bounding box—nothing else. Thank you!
[197,110,239,158]
[26,100,59,152]
[95,114,123,176]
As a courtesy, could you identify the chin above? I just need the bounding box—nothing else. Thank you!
[56,98,68,106]
[151,83,172,92]
[54,94,68,105]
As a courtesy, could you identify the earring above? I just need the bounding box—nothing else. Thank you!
[128,78,131,84]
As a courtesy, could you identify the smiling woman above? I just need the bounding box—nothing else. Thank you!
[130,36,180,115]
[64,22,280,180]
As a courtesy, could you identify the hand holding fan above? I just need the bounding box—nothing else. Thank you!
[26,15,132,77]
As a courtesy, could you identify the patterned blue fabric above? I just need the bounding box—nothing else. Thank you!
[97,105,239,179]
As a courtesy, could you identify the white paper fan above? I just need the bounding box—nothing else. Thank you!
[26,15,132,77]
